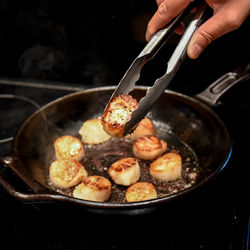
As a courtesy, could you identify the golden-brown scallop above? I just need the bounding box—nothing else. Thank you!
[73,176,111,202]
[125,182,158,202]
[133,135,167,160]
[101,94,139,138]
[79,118,111,144]
[54,135,84,161]
[126,117,154,140]
[108,157,141,186]
[49,159,88,189]
[150,152,182,181]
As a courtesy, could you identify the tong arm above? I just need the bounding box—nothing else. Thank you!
[109,2,197,101]
[138,2,196,59]
[123,3,206,136]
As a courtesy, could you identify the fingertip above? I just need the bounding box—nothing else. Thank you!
[187,28,208,59]
[187,43,202,59]
[175,22,185,35]
[145,31,150,42]
[145,20,155,41]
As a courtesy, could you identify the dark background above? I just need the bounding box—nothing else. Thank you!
[0,0,249,249]
[0,0,249,90]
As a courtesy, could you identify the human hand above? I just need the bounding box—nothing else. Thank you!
[146,0,250,59]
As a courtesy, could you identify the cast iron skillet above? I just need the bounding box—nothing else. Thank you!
[0,71,249,214]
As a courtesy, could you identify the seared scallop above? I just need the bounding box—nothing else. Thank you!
[108,157,141,186]
[79,118,111,144]
[125,182,158,202]
[54,135,84,161]
[150,152,182,181]
[49,159,88,189]
[73,176,111,202]
[101,94,139,138]
[126,117,154,140]
[133,135,167,160]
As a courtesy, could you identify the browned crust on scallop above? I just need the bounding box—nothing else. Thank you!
[126,117,155,140]
[125,182,157,202]
[109,157,138,173]
[101,94,139,138]
[150,152,182,173]
[82,176,111,191]
[133,135,164,152]
[136,117,154,131]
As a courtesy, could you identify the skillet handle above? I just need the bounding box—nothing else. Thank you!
[0,173,66,203]
[0,155,67,203]
[195,71,250,107]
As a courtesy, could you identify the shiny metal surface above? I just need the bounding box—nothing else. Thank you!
[103,3,207,136]
[123,4,206,135]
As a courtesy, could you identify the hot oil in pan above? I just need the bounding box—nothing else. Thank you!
[81,120,199,203]
[152,120,199,198]
[46,120,199,203]
[82,138,134,203]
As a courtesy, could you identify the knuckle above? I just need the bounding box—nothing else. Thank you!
[158,2,174,20]
[198,29,214,45]
[158,1,175,23]
[158,2,168,16]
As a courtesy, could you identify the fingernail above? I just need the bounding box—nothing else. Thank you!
[189,43,202,59]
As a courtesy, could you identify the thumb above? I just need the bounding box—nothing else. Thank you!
[187,10,242,59]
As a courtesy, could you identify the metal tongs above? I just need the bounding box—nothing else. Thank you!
[104,2,207,136]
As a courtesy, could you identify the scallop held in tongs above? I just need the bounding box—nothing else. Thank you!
[101,2,207,137]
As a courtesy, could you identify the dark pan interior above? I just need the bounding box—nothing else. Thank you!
[12,87,232,206]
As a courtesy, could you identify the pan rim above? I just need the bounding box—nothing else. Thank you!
[10,86,232,209]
